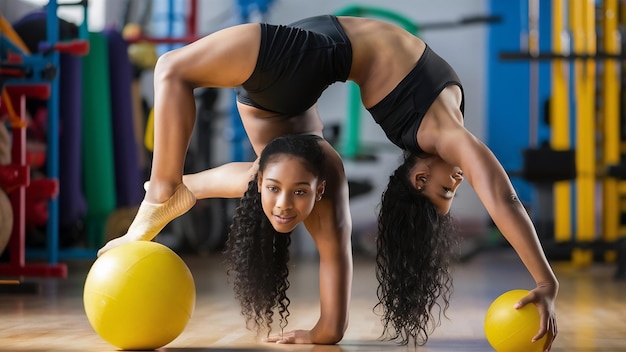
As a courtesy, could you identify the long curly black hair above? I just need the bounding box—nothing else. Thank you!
[375,151,458,346]
[223,134,325,337]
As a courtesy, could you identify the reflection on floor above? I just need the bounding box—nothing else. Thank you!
[1,244,624,352]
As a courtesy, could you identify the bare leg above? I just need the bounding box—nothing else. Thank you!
[143,162,258,200]
[97,57,198,257]
[98,24,261,256]
[183,162,258,199]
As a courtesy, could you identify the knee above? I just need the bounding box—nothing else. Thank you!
[154,50,185,84]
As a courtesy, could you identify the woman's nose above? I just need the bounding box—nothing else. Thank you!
[452,170,464,190]
[276,193,293,209]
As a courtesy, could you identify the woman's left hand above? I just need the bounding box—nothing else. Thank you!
[515,284,558,352]
[264,329,311,344]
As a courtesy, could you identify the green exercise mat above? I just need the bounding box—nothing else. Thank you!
[82,31,117,247]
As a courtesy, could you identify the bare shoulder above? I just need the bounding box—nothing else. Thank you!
[304,140,351,241]
[318,140,348,194]
[417,86,465,154]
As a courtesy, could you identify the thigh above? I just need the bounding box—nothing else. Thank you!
[163,23,261,88]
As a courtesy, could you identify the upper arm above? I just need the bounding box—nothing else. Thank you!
[435,126,519,215]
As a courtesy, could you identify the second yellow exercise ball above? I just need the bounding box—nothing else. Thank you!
[84,241,195,350]
[484,289,547,352]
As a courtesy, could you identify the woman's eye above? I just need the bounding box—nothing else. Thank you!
[294,189,307,196]
[267,186,278,192]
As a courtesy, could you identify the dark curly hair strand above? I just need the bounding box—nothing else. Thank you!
[375,151,458,346]
[223,134,325,337]
[223,176,292,336]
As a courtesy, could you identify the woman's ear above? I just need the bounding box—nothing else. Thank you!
[316,180,326,201]
[409,157,430,191]
[412,171,428,191]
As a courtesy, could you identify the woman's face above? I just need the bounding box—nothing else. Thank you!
[258,155,325,233]
[410,155,464,214]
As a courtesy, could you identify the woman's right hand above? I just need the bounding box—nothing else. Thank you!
[514,284,558,352]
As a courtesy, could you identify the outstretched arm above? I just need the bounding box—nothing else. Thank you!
[436,125,558,351]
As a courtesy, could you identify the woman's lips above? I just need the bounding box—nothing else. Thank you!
[273,214,295,224]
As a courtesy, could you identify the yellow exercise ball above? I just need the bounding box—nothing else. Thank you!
[484,289,547,352]
[84,241,195,350]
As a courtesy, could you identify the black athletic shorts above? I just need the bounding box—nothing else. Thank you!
[236,15,352,116]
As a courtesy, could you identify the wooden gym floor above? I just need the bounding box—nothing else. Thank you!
[1,244,625,352]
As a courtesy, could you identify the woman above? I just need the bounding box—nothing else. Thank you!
[223,134,351,344]
[103,132,352,345]
[99,14,557,349]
